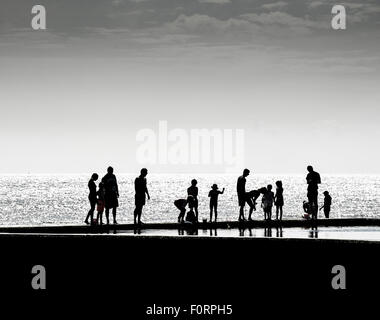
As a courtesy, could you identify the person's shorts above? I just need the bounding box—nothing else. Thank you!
[238,194,246,207]
[135,194,146,206]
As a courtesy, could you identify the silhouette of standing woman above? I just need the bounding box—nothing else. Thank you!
[85,173,98,225]
[237,168,250,221]
[102,166,119,225]
[134,168,150,225]
[306,165,321,220]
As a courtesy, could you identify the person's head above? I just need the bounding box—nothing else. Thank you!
[107,166,114,174]
[275,180,282,188]
[243,168,250,177]
[323,191,329,196]
[140,168,148,177]
[91,173,99,181]
[267,184,272,191]
[307,165,313,173]
[258,187,267,194]
[211,184,218,190]
[191,179,197,186]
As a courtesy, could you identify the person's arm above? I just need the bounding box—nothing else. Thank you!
[319,205,324,211]
[220,188,225,194]
[208,191,211,197]
[115,177,119,197]
[145,180,150,200]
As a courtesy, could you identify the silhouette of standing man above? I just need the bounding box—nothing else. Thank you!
[102,166,119,225]
[134,168,150,225]
[237,168,250,221]
[306,165,321,219]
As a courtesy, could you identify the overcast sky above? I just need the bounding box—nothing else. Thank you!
[0,0,379,174]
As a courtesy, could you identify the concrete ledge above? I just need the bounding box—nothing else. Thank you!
[0,218,378,234]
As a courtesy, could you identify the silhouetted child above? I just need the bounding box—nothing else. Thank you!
[208,184,225,222]
[187,179,199,222]
[174,198,188,223]
[261,185,275,220]
[175,195,195,223]
[303,201,311,219]
[274,180,284,220]
[246,188,265,221]
[320,191,332,218]
[96,182,105,225]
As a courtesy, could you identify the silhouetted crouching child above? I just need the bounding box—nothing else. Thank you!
[303,201,311,219]
[261,185,275,220]
[246,188,264,221]
[320,191,332,218]
[208,184,225,222]
[175,195,195,223]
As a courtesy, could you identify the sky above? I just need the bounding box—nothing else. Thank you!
[0,0,379,174]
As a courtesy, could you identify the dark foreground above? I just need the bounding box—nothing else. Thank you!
[0,232,379,317]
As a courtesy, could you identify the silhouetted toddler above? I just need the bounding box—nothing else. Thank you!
[274,180,284,220]
[261,185,275,220]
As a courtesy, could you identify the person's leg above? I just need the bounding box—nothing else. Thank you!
[276,206,279,220]
[99,211,103,225]
[280,206,283,220]
[210,203,213,222]
[195,200,199,222]
[105,208,110,225]
[214,203,218,222]
[134,206,138,224]
[85,201,95,224]
[112,208,117,224]
[137,205,144,224]
[247,199,254,221]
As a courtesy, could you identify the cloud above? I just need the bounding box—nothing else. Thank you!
[198,0,231,3]
[262,1,288,10]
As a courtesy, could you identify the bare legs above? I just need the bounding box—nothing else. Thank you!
[276,206,283,220]
[209,203,218,222]
[105,207,117,225]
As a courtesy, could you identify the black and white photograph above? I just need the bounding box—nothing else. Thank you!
[0,0,379,317]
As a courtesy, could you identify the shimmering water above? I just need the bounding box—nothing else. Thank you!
[0,174,379,226]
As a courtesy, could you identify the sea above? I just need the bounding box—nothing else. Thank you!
[0,174,379,226]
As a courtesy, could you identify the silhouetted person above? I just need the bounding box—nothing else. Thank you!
[320,191,332,218]
[246,188,264,221]
[187,179,199,222]
[274,180,284,220]
[261,184,275,220]
[186,207,197,224]
[303,201,311,219]
[174,197,190,223]
[237,169,250,221]
[208,184,224,222]
[306,165,321,219]
[96,182,105,225]
[102,166,119,225]
[85,173,98,225]
[134,168,150,225]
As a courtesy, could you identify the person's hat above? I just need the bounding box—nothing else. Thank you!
[211,184,218,189]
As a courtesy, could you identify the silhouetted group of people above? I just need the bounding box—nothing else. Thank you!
[86,165,332,225]
[236,169,284,221]
[85,167,119,225]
